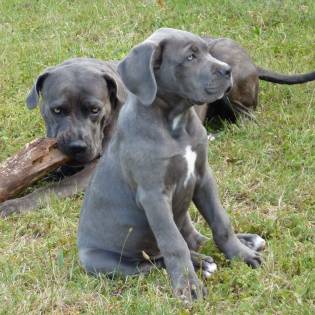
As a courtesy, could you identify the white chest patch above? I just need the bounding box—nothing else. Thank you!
[183,145,197,187]
[172,114,182,131]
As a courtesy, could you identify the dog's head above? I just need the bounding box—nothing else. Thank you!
[118,28,232,107]
[26,59,126,163]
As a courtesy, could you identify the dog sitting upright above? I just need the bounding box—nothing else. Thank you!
[77,28,265,302]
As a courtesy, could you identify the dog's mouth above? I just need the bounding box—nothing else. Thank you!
[68,147,102,164]
[65,157,97,167]
[200,87,230,104]
[225,85,232,94]
[204,79,233,101]
[69,153,96,164]
[57,142,99,164]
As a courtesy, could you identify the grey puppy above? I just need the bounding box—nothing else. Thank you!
[0,58,127,217]
[77,28,265,302]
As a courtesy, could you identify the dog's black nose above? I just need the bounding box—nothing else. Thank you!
[218,65,231,78]
[68,140,87,154]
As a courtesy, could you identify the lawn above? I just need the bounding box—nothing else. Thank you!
[0,0,314,314]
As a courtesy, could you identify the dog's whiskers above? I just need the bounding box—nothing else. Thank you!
[223,96,257,123]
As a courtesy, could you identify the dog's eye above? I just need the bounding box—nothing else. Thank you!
[90,107,100,114]
[53,107,62,114]
[186,54,195,61]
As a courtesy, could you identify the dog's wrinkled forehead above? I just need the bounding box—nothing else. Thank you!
[42,65,108,100]
[146,27,207,49]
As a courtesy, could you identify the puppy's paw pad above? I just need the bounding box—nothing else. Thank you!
[237,233,266,252]
[202,262,217,279]
[207,133,216,141]
[251,235,266,251]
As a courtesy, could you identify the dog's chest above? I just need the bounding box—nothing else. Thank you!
[167,144,199,223]
[182,145,197,187]
[165,144,200,211]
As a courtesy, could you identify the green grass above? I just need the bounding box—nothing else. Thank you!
[0,0,314,313]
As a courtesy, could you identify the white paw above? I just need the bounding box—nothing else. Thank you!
[207,133,216,141]
[202,262,217,279]
[252,235,266,251]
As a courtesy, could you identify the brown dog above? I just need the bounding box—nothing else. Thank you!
[194,37,315,124]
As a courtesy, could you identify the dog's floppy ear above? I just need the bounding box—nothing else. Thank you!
[118,41,159,106]
[101,66,127,109]
[26,68,53,109]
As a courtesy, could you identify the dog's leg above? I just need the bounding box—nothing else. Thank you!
[79,248,156,276]
[180,212,209,251]
[137,187,206,302]
[182,187,264,253]
[180,214,217,278]
[193,165,264,268]
[0,162,96,217]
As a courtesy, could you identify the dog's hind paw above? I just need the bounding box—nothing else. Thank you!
[237,233,266,252]
[207,133,216,141]
[185,231,209,252]
[190,251,217,279]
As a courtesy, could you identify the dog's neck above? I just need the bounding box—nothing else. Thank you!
[155,92,194,134]
[156,90,193,112]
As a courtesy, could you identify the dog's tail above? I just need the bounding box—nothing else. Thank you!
[258,67,315,84]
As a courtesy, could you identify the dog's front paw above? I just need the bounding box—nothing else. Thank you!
[220,236,263,268]
[0,197,32,217]
[0,199,22,217]
[173,270,206,304]
[229,241,262,268]
[237,244,262,268]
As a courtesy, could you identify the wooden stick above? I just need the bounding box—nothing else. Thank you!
[0,138,70,202]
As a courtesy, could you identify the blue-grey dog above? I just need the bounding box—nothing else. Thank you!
[77,28,265,302]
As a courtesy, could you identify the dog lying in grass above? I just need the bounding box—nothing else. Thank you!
[195,36,315,124]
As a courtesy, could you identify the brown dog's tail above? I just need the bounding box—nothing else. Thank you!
[258,67,315,84]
